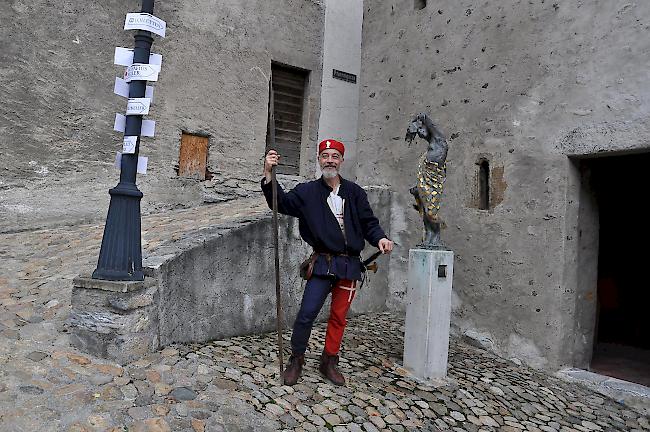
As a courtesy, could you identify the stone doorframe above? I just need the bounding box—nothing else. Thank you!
[562,156,599,369]
[559,117,650,368]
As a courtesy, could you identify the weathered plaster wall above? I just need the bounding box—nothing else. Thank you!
[358,0,650,368]
[0,0,324,233]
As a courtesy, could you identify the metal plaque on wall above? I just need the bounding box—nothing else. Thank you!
[332,69,357,84]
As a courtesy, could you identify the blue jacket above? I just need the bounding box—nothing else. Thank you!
[261,176,387,281]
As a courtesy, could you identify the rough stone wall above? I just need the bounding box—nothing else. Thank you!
[0,0,324,232]
[358,0,650,368]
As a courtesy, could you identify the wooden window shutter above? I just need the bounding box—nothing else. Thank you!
[266,64,308,175]
[178,133,209,180]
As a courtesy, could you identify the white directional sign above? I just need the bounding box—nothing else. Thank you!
[114,77,129,98]
[114,114,155,137]
[145,85,154,101]
[124,63,160,82]
[124,13,166,37]
[126,98,151,115]
[115,152,149,174]
[114,47,162,67]
[137,156,148,174]
[122,136,138,154]
[114,77,154,101]
[141,120,155,137]
[114,113,126,133]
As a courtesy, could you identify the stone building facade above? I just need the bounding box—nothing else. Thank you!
[3,0,650,373]
[357,0,650,370]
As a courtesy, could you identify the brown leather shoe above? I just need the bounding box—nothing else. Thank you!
[283,354,304,386]
[319,351,346,386]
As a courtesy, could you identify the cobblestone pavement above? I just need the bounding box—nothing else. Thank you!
[0,196,267,338]
[1,200,649,431]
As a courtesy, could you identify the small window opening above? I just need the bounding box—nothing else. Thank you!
[415,0,427,10]
[478,159,490,210]
[178,132,211,180]
[266,63,309,176]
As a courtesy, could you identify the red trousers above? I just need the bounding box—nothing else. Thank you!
[325,279,357,355]
[290,277,357,356]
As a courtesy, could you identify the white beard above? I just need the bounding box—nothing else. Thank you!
[322,167,339,178]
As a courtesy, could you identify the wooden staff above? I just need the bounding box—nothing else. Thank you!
[269,73,284,379]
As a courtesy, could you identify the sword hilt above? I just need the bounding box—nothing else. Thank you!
[362,250,383,270]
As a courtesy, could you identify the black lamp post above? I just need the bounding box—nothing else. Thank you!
[92,0,156,281]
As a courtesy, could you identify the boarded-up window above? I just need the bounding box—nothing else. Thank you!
[266,64,308,175]
[178,133,209,180]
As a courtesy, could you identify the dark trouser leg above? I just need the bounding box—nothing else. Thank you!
[291,276,332,355]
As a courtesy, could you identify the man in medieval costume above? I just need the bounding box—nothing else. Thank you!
[262,139,393,386]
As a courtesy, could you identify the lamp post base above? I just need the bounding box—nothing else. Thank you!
[92,183,144,281]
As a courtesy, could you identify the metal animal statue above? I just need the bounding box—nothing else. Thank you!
[405,113,448,249]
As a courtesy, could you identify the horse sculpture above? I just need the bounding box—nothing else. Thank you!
[405,113,448,249]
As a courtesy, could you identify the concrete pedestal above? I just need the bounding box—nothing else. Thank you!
[69,274,159,365]
[403,248,454,381]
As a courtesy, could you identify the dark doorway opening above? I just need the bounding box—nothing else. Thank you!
[588,152,650,386]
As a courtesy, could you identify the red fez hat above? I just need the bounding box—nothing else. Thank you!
[318,139,345,156]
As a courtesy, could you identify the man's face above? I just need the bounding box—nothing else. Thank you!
[319,149,343,179]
